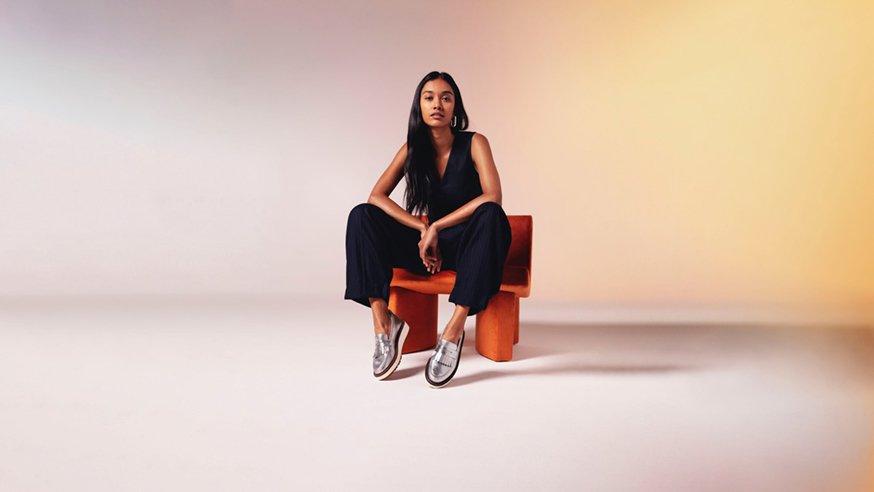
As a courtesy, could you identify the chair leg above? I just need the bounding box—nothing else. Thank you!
[389,286,437,354]
[475,291,517,361]
[513,294,520,344]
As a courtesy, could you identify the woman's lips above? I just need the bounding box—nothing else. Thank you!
[431,114,444,119]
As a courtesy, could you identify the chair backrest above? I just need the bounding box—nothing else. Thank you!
[506,215,532,273]
[418,214,533,273]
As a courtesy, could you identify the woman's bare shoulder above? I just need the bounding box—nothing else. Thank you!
[388,141,408,169]
[470,131,490,150]
[391,140,407,157]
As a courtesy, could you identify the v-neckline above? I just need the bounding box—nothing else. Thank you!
[435,132,460,185]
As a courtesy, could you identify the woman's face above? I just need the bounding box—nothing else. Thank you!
[420,79,455,129]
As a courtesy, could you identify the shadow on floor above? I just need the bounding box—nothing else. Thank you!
[391,321,874,387]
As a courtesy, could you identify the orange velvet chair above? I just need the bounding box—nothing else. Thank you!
[388,215,533,362]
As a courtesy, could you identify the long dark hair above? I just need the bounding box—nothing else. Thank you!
[403,71,470,217]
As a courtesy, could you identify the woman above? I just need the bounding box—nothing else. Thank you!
[344,71,512,388]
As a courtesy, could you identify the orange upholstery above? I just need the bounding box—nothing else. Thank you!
[390,214,533,361]
[391,265,530,297]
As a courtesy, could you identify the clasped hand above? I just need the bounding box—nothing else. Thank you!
[418,224,441,274]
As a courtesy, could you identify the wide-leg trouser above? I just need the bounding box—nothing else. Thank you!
[344,201,512,316]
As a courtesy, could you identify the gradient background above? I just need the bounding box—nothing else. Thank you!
[1,2,873,491]
[0,1,871,321]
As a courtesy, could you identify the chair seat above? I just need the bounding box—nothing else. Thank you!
[391,265,530,298]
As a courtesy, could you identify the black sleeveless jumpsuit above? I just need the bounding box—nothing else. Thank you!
[344,131,512,316]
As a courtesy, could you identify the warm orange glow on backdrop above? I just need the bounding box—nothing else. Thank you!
[517,1,872,313]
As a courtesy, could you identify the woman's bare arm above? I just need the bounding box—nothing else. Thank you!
[367,142,428,232]
[429,133,503,231]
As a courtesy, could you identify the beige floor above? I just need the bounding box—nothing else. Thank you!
[1,296,872,491]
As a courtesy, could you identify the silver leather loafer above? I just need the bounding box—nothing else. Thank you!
[373,310,409,380]
[425,330,465,388]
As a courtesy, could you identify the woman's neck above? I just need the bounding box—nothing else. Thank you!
[429,128,454,155]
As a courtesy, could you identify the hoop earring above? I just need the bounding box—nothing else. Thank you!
[451,115,457,127]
